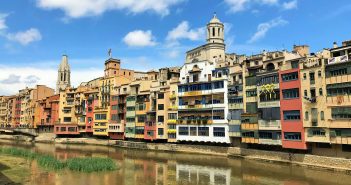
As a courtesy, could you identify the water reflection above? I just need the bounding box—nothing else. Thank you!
[0,140,350,185]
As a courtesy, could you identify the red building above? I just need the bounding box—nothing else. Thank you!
[36,94,60,133]
[279,60,307,150]
[85,91,98,134]
[109,94,127,140]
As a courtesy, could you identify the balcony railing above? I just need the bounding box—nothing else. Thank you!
[169,94,177,99]
[328,55,349,65]
[177,119,213,124]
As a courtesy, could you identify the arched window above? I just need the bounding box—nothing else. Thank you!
[63,72,66,81]
[60,73,63,81]
[320,111,324,120]
[319,88,323,96]
[266,63,275,71]
[305,111,309,120]
[218,28,220,37]
[212,27,215,37]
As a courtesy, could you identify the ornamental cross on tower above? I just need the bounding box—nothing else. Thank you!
[108,48,112,58]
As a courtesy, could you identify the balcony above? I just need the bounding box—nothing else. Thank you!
[108,124,123,133]
[177,119,213,125]
[258,120,281,130]
[257,100,280,108]
[167,119,177,124]
[167,129,176,134]
[241,123,258,130]
[259,139,282,145]
[168,106,178,111]
[328,55,349,65]
[228,103,243,109]
[330,136,351,144]
[241,137,259,144]
[326,95,351,106]
[169,94,177,100]
[303,96,316,103]
[178,104,212,110]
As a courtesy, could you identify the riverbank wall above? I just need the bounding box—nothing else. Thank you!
[1,134,350,173]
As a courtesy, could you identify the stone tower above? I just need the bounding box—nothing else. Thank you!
[56,55,71,93]
[207,13,224,44]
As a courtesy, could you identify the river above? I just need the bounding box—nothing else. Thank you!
[0,140,350,185]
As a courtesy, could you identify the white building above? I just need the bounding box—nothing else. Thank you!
[176,14,230,143]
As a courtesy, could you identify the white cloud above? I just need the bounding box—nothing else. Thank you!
[166,21,205,44]
[224,0,288,13]
[0,64,103,95]
[36,0,184,18]
[0,13,8,30]
[282,0,297,10]
[6,28,42,45]
[123,30,157,47]
[248,17,288,43]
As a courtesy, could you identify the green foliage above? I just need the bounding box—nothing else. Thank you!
[0,147,117,173]
[66,157,117,172]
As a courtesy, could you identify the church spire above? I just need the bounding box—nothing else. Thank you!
[56,54,71,93]
[207,13,224,44]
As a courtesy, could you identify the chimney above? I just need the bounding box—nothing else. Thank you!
[333,42,338,48]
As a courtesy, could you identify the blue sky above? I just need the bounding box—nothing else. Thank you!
[0,0,351,95]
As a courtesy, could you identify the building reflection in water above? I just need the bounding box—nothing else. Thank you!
[176,164,231,185]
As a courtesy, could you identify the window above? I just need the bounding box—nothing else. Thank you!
[213,127,225,137]
[127,107,135,111]
[193,74,199,82]
[242,131,255,138]
[291,61,299,69]
[259,90,280,102]
[112,105,118,110]
[303,73,306,80]
[246,90,257,97]
[87,117,92,123]
[284,132,301,140]
[330,68,347,76]
[282,88,299,99]
[309,72,315,81]
[95,114,107,120]
[158,104,164,110]
[63,117,71,122]
[213,81,224,89]
[305,111,309,120]
[332,107,351,119]
[178,127,189,135]
[259,132,273,139]
[326,82,351,96]
[68,127,76,132]
[318,70,321,78]
[158,116,164,123]
[158,93,164,99]
[319,88,323,96]
[111,114,118,121]
[283,110,300,120]
[137,115,146,122]
[320,111,324,120]
[158,128,164,136]
[304,90,308,97]
[60,127,66,132]
[281,72,298,82]
[168,113,177,120]
[126,118,135,122]
[190,127,197,136]
[198,127,209,136]
[312,129,325,136]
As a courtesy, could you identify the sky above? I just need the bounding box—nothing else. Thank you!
[0,0,351,95]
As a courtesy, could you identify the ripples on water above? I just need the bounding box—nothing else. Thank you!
[0,140,349,185]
